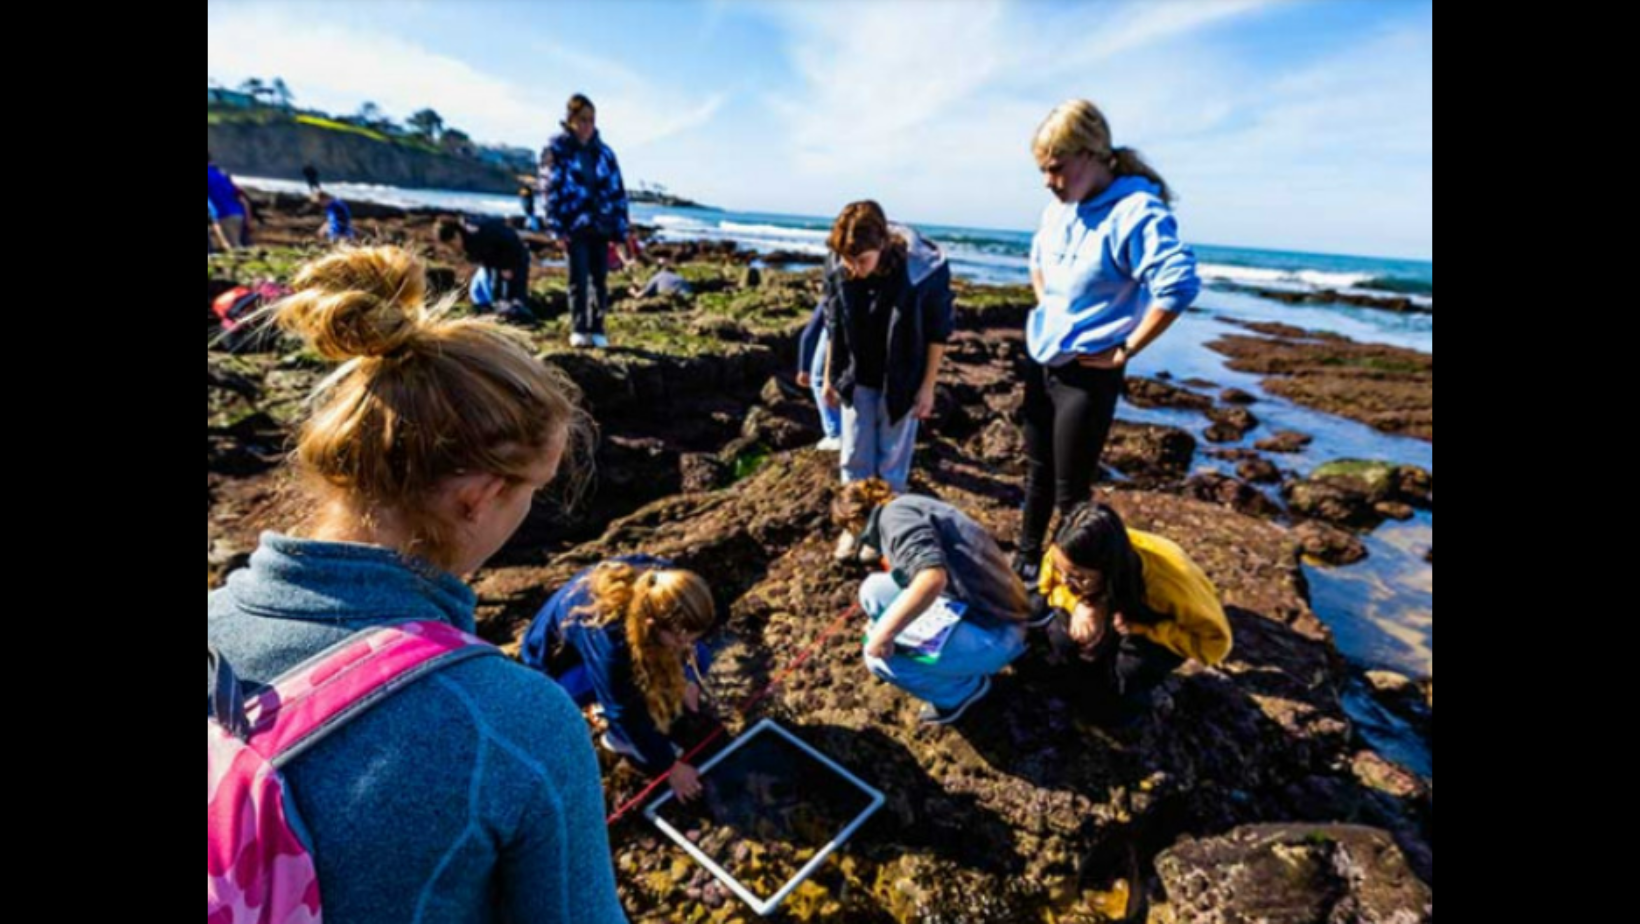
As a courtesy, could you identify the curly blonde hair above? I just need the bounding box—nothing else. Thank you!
[831,478,897,535]
[577,562,716,731]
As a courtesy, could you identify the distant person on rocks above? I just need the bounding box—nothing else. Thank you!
[541,94,634,349]
[208,152,256,249]
[435,215,534,323]
[630,259,692,300]
[316,192,354,241]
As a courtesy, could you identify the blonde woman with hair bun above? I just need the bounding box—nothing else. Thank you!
[207,245,626,924]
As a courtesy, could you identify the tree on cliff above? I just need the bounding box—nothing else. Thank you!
[238,78,270,105]
[408,109,446,142]
[271,78,294,109]
[351,101,396,131]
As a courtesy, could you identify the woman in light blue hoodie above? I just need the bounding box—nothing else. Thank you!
[1015,100,1202,582]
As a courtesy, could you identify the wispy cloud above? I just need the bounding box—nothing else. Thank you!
[759,1,1011,174]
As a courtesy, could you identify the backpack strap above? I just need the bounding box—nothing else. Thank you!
[208,645,251,741]
[238,621,497,767]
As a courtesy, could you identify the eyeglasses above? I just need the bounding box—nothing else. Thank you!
[1052,553,1106,600]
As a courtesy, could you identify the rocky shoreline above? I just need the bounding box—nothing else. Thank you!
[208,195,1433,922]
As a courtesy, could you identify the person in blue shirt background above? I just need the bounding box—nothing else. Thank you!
[522,555,718,802]
[316,192,354,241]
[1014,99,1202,584]
[208,152,255,250]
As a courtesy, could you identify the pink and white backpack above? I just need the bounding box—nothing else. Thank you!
[207,621,494,924]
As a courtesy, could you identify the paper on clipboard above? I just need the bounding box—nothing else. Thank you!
[891,597,966,661]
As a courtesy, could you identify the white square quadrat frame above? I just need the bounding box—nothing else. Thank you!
[644,718,887,917]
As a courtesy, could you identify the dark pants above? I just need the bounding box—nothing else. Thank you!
[1019,361,1126,560]
[493,256,531,305]
[1047,608,1186,721]
[567,233,611,335]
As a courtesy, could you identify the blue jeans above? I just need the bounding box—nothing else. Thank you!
[811,330,843,440]
[469,267,495,308]
[859,572,1026,710]
[842,386,919,492]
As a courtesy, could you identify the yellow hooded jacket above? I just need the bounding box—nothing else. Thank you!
[1040,529,1233,665]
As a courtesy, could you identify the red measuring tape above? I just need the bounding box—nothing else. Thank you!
[604,601,863,826]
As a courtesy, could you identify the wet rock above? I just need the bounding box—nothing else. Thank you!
[1183,473,1282,520]
[1156,824,1432,924]
[1256,431,1315,454]
[1208,326,1433,441]
[1395,466,1434,508]
[1207,405,1260,434]
[679,453,730,494]
[1364,671,1433,740]
[1105,422,1197,485]
[1220,388,1258,405]
[768,249,828,267]
[1237,457,1282,485]
[1204,422,1247,444]
[1291,461,1433,530]
[1375,501,1416,521]
[1126,377,1213,412]
[1285,479,1378,530]
[1350,750,1429,804]
[1293,522,1368,566]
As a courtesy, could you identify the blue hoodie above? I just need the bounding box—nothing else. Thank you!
[207,533,628,924]
[1027,176,1201,366]
[540,131,630,240]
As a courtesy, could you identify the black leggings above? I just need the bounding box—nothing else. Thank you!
[1019,361,1126,559]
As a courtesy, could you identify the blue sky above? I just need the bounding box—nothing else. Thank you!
[208,1,1433,261]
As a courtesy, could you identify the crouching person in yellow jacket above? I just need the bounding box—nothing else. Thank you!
[1039,502,1232,727]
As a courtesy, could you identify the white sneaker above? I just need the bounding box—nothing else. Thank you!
[833,531,859,562]
[815,437,843,452]
[599,732,641,759]
[570,333,593,348]
[591,334,610,349]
